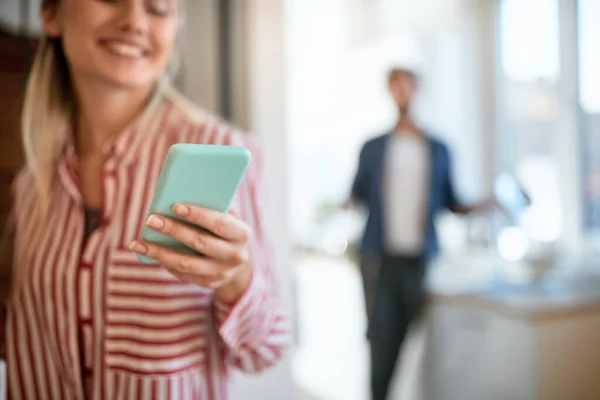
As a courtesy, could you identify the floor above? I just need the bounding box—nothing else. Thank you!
[292,254,426,400]
[297,388,326,400]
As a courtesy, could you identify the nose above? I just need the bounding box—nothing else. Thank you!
[118,0,149,35]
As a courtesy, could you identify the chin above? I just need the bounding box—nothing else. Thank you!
[100,71,159,91]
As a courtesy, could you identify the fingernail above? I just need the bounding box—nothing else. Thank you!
[129,240,148,255]
[174,204,190,217]
[146,215,164,229]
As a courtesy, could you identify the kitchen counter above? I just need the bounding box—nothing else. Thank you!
[421,250,600,400]
[426,250,600,318]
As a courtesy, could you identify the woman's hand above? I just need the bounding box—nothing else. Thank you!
[129,204,254,304]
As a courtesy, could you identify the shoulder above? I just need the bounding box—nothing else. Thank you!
[10,167,38,228]
[421,128,447,148]
[361,132,389,154]
[364,133,388,148]
[162,88,263,155]
[11,167,35,200]
[429,137,448,150]
[423,132,451,156]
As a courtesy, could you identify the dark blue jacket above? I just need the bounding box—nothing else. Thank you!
[351,132,461,261]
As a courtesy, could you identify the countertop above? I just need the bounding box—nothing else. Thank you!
[425,249,600,320]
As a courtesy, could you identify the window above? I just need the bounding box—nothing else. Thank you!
[578,0,600,232]
[497,0,562,242]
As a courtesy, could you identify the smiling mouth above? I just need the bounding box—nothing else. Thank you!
[100,40,149,59]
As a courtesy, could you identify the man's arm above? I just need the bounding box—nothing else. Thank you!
[452,200,496,215]
[343,144,369,208]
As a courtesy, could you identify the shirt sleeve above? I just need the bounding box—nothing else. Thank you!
[212,133,291,373]
[351,144,368,202]
[443,146,462,213]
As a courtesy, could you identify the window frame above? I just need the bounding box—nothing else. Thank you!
[493,0,586,251]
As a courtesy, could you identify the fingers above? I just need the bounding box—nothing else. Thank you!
[172,204,251,242]
[130,206,252,290]
[145,214,248,265]
[129,239,237,287]
[175,271,237,289]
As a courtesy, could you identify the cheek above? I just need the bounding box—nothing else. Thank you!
[57,6,101,65]
[402,84,416,98]
[61,24,93,66]
[393,90,406,103]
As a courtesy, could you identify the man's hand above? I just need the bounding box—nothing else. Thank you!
[455,196,498,215]
[341,197,360,210]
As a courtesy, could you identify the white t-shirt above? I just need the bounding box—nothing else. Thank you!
[383,133,430,255]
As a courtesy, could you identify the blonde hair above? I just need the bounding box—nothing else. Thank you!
[21,36,73,236]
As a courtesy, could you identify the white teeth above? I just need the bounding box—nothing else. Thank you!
[106,42,143,58]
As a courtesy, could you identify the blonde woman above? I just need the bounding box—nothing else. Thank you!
[1,0,289,398]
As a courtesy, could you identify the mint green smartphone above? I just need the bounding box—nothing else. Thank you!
[137,143,251,263]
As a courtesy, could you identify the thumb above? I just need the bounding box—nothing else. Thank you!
[228,206,241,218]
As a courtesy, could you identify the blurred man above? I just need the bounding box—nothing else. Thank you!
[347,68,493,400]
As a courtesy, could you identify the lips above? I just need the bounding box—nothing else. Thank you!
[99,39,149,59]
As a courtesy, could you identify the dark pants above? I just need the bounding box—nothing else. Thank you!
[363,253,425,400]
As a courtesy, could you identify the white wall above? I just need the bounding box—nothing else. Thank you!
[378,0,466,36]
[285,0,355,241]
[0,1,19,32]
[179,0,221,114]
[0,0,42,35]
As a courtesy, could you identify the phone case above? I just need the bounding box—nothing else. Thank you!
[138,143,251,263]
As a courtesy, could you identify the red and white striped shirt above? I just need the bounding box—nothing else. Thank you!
[4,89,290,399]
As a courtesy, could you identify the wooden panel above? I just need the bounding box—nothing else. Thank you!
[0,28,38,220]
[537,313,600,400]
